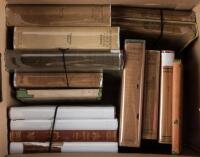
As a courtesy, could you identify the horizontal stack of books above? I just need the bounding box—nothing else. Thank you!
[9,106,118,153]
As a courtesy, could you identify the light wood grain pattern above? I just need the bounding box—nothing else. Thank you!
[14,73,103,88]
[119,40,145,147]
[142,50,160,140]
[6,5,111,27]
[172,60,183,154]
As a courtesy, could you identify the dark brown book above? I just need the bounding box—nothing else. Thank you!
[119,40,145,147]
[172,60,183,154]
[159,50,175,144]
[142,50,160,140]
[10,130,117,142]
[14,72,103,88]
[6,50,123,72]
[6,5,111,27]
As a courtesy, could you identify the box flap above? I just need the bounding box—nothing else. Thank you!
[6,0,200,10]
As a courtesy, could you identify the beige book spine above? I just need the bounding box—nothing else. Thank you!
[159,51,175,144]
[142,50,160,140]
[14,27,119,50]
[119,40,145,147]
[6,5,111,27]
[17,89,102,101]
[172,60,183,154]
[14,72,103,88]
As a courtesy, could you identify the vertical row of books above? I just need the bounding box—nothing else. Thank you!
[6,4,122,154]
[119,41,183,154]
[5,4,196,155]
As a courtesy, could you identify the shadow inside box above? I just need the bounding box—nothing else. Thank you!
[119,140,171,154]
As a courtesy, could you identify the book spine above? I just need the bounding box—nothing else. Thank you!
[6,50,123,72]
[172,60,183,154]
[10,119,118,131]
[16,89,102,102]
[159,50,175,144]
[6,5,111,27]
[10,130,117,142]
[10,142,118,154]
[14,27,119,50]
[14,72,103,88]
[119,40,145,147]
[142,50,160,140]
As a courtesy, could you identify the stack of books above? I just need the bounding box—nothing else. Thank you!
[9,106,118,153]
[5,4,122,102]
[5,4,121,154]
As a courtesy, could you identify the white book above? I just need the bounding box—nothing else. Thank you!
[10,142,118,154]
[10,119,118,130]
[9,106,115,120]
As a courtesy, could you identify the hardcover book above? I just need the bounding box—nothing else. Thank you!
[14,72,103,88]
[142,50,160,140]
[10,142,118,154]
[16,89,102,102]
[10,130,117,142]
[172,60,183,154]
[159,50,175,144]
[9,106,116,120]
[14,27,119,50]
[119,40,145,147]
[10,119,118,130]
[6,5,111,27]
[5,50,123,72]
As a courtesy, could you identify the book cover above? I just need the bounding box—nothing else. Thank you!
[119,40,145,147]
[16,89,102,102]
[14,72,103,88]
[9,106,116,120]
[172,60,183,154]
[14,27,119,50]
[6,5,111,27]
[10,130,117,142]
[10,119,118,130]
[159,50,175,144]
[142,50,160,140]
[10,142,118,154]
[5,50,123,72]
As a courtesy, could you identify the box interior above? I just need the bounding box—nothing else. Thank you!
[0,1,200,157]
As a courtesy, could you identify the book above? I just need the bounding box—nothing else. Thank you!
[14,72,103,88]
[6,4,111,27]
[112,7,197,52]
[10,119,118,130]
[10,130,117,142]
[112,7,196,23]
[16,89,102,102]
[14,27,119,50]
[6,0,199,10]
[5,50,123,72]
[10,142,118,154]
[119,40,145,147]
[172,60,183,154]
[159,50,175,144]
[9,106,115,120]
[142,50,160,140]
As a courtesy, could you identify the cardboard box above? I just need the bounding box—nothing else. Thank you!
[1,0,200,157]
